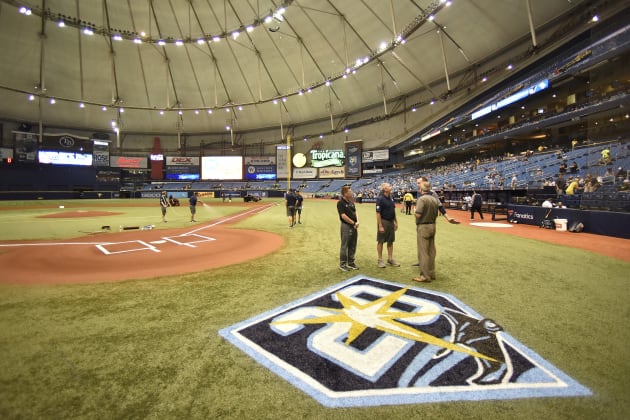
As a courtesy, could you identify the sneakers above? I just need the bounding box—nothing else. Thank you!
[347,263,359,270]
[378,259,400,267]
[339,264,349,272]
[412,275,432,283]
[387,259,400,267]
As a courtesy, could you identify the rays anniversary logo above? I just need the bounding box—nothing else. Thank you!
[219,277,590,407]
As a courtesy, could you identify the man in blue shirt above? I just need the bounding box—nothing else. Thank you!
[375,183,400,268]
[189,192,200,222]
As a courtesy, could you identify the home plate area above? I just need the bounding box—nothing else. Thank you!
[96,233,216,255]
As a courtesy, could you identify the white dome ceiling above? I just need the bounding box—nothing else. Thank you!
[0,0,608,137]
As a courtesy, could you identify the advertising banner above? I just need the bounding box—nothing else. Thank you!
[14,132,38,163]
[292,167,318,179]
[38,150,92,166]
[42,133,93,153]
[245,165,277,180]
[318,167,346,178]
[310,149,344,168]
[93,140,110,167]
[166,156,200,166]
[165,165,200,180]
[276,145,290,179]
[110,156,148,169]
[363,168,383,174]
[167,165,199,174]
[345,141,362,178]
[362,149,389,163]
[244,156,276,165]
[93,150,110,167]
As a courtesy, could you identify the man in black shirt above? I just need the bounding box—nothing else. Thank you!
[375,183,400,268]
[295,190,304,224]
[159,191,169,223]
[337,185,360,271]
[285,189,298,228]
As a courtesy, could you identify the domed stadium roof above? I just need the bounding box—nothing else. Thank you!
[0,0,619,140]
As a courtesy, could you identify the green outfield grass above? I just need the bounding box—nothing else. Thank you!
[0,198,628,419]
[0,199,245,241]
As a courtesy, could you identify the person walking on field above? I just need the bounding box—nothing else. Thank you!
[295,190,304,224]
[337,185,360,271]
[470,190,484,220]
[413,180,439,283]
[189,192,201,222]
[160,191,170,223]
[376,183,400,268]
[285,188,298,228]
[403,191,414,215]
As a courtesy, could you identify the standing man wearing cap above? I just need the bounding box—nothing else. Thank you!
[413,179,439,283]
[159,191,170,223]
[412,176,459,267]
[295,189,304,224]
[285,188,298,228]
[376,183,400,268]
[337,185,360,271]
[189,192,201,222]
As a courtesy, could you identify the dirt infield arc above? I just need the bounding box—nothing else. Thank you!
[0,203,283,285]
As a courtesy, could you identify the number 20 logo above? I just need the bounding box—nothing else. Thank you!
[270,285,441,382]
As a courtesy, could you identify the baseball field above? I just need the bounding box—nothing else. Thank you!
[0,197,628,419]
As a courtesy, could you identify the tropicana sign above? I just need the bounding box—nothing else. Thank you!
[309,149,344,168]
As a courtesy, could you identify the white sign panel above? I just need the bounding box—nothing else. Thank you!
[318,167,346,178]
[293,167,318,179]
[244,156,276,165]
[276,145,290,179]
[362,149,389,163]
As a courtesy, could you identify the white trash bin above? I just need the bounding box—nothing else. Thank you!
[554,218,568,231]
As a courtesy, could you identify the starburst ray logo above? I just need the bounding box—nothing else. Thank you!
[219,277,591,407]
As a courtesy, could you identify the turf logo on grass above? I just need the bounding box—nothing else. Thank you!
[219,276,591,407]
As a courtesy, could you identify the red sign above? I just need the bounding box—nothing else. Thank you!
[110,156,147,168]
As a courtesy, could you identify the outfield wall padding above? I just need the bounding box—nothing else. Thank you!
[507,204,630,239]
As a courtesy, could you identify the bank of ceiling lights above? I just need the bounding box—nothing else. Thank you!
[16,0,451,119]
[18,2,292,45]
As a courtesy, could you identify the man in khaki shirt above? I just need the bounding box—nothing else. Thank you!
[413,180,439,283]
